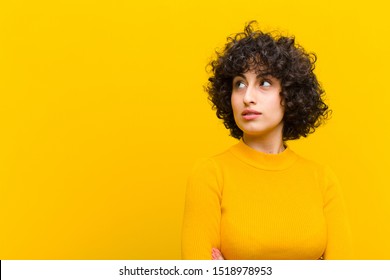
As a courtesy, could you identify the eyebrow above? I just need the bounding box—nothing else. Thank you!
[234,72,273,79]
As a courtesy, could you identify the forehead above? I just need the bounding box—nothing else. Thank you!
[235,68,274,79]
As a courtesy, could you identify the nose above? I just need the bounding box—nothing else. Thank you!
[243,85,256,105]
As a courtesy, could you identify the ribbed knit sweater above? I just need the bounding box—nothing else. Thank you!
[182,139,352,259]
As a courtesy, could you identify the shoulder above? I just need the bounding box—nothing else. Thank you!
[290,151,340,188]
[189,157,220,177]
[302,155,342,201]
[293,151,336,175]
[189,145,233,175]
[187,157,223,190]
[187,145,235,192]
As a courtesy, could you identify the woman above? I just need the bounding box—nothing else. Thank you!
[182,21,352,260]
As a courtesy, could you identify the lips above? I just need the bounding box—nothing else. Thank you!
[242,109,262,120]
[242,109,261,116]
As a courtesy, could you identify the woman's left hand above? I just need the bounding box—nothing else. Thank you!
[211,248,225,260]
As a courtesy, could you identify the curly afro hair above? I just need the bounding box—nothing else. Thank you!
[206,21,331,141]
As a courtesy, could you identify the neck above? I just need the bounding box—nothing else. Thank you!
[242,134,285,154]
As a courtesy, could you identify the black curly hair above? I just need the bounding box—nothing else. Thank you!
[206,21,331,141]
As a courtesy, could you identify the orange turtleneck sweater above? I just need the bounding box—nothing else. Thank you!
[181,140,352,260]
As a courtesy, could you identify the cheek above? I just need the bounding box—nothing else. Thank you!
[277,104,285,119]
[231,94,240,114]
[270,97,285,120]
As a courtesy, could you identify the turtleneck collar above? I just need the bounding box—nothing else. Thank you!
[228,138,299,170]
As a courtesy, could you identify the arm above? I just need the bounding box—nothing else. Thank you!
[322,166,353,259]
[181,158,223,260]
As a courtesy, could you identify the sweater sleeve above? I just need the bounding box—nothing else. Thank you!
[181,158,223,260]
[322,166,353,259]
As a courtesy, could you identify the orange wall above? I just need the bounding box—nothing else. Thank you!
[1,0,389,259]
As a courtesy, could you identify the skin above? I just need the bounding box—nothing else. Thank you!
[231,69,285,154]
[211,248,224,260]
[212,70,285,260]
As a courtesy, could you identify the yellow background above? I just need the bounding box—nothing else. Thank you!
[1,0,389,259]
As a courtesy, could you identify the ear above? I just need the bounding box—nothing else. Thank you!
[280,93,286,108]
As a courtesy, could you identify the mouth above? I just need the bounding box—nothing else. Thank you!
[242,109,262,120]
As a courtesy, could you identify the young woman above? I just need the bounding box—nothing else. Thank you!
[181,21,352,260]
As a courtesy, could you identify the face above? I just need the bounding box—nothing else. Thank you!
[231,70,284,140]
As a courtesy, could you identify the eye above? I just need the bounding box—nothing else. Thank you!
[260,80,271,87]
[234,80,246,89]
